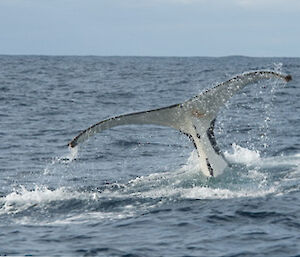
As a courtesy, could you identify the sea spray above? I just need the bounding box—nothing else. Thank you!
[224,143,261,165]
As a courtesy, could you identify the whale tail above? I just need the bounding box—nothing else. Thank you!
[68,71,292,177]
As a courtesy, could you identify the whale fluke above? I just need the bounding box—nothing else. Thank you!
[68,71,292,177]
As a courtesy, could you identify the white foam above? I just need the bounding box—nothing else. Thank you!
[50,210,136,225]
[0,185,139,225]
[126,180,277,201]
[224,143,261,165]
[4,150,298,224]
[181,185,276,200]
[0,186,82,215]
[122,147,277,201]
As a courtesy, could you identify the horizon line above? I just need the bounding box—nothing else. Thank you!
[0,53,299,59]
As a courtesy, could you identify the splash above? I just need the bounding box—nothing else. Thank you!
[0,186,81,215]
[2,149,296,225]
[43,146,78,175]
[60,145,78,163]
[54,145,79,164]
[123,147,277,201]
[224,143,260,165]
[257,63,286,150]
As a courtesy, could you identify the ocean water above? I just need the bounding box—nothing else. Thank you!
[0,55,299,256]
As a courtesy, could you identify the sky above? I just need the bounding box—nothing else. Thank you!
[0,0,299,57]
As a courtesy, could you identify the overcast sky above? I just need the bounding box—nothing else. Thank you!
[0,0,299,57]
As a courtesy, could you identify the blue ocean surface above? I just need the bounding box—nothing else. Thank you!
[0,56,299,256]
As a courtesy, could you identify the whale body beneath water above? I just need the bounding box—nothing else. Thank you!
[68,71,292,177]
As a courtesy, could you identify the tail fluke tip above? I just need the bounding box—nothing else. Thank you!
[285,75,292,82]
[68,141,76,148]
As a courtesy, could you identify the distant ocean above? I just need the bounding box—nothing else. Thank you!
[0,56,299,256]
